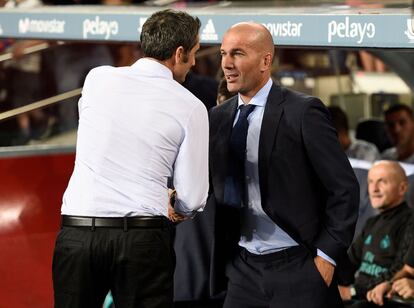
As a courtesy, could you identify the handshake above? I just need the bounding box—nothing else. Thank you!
[167,189,190,224]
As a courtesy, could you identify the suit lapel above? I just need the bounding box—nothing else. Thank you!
[258,83,285,202]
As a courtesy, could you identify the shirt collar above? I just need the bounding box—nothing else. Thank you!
[237,78,273,109]
[131,58,173,80]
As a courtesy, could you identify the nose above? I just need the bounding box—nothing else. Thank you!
[369,182,379,194]
[394,123,403,134]
[221,54,233,70]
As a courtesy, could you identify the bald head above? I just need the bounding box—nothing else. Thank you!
[220,22,275,102]
[226,22,275,60]
[370,160,407,182]
[368,160,408,211]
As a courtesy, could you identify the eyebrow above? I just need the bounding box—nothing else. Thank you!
[220,48,245,53]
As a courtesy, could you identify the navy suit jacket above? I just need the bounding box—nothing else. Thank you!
[208,82,359,295]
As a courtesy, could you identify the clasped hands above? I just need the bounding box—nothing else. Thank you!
[167,189,189,223]
[366,279,414,306]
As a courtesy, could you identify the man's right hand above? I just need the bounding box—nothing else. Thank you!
[168,204,188,223]
[366,281,391,306]
[167,189,188,223]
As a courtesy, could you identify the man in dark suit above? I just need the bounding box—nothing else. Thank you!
[209,22,359,308]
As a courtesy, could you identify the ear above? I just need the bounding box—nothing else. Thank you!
[399,181,408,197]
[261,52,272,72]
[174,46,185,64]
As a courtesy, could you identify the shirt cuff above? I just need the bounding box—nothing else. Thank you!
[317,248,336,266]
[173,200,199,218]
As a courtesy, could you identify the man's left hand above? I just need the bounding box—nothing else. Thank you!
[314,255,334,287]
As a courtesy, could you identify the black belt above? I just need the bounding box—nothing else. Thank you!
[242,245,309,262]
[62,215,170,230]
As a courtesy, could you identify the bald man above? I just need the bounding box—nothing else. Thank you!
[209,22,359,307]
[337,161,412,307]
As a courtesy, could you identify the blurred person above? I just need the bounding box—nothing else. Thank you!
[216,77,235,105]
[345,1,386,73]
[359,51,387,73]
[47,43,113,134]
[43,0,114,133]
[337,161,412,308]
[52,9,208,308]
[328,106,380,237]
[182,72,219,111]
[4,0,49,144]
[210,22,359,308]
[382,104,414,164]
[328,106,380,162]
[5,40,51,144]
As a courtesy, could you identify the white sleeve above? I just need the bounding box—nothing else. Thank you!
[173,103,209,216]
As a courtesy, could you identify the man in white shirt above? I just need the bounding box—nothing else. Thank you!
[52,9,208,308]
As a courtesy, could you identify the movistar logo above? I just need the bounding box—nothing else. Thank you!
[18,18,65,34]
[201,19,218,41]
[405,19,414,42]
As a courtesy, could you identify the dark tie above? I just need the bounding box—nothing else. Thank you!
[224,104,256,208]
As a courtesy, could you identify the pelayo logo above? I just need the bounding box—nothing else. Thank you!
[328,17,375,44]
[83,16,118,40]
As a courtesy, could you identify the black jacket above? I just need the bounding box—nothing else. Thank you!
[209,83,360,295]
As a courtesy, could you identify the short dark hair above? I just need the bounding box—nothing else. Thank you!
[327,106,349,133]
[384,103,414,118]
[140,9,201,61]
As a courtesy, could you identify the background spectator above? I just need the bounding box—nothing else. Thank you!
[328,105,380,162]
[382,104,414,164]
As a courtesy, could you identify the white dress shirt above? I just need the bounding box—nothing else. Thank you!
[62,58,209,217]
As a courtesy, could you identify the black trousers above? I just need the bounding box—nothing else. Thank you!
[52,224,175,308]
[224,245,343,308]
